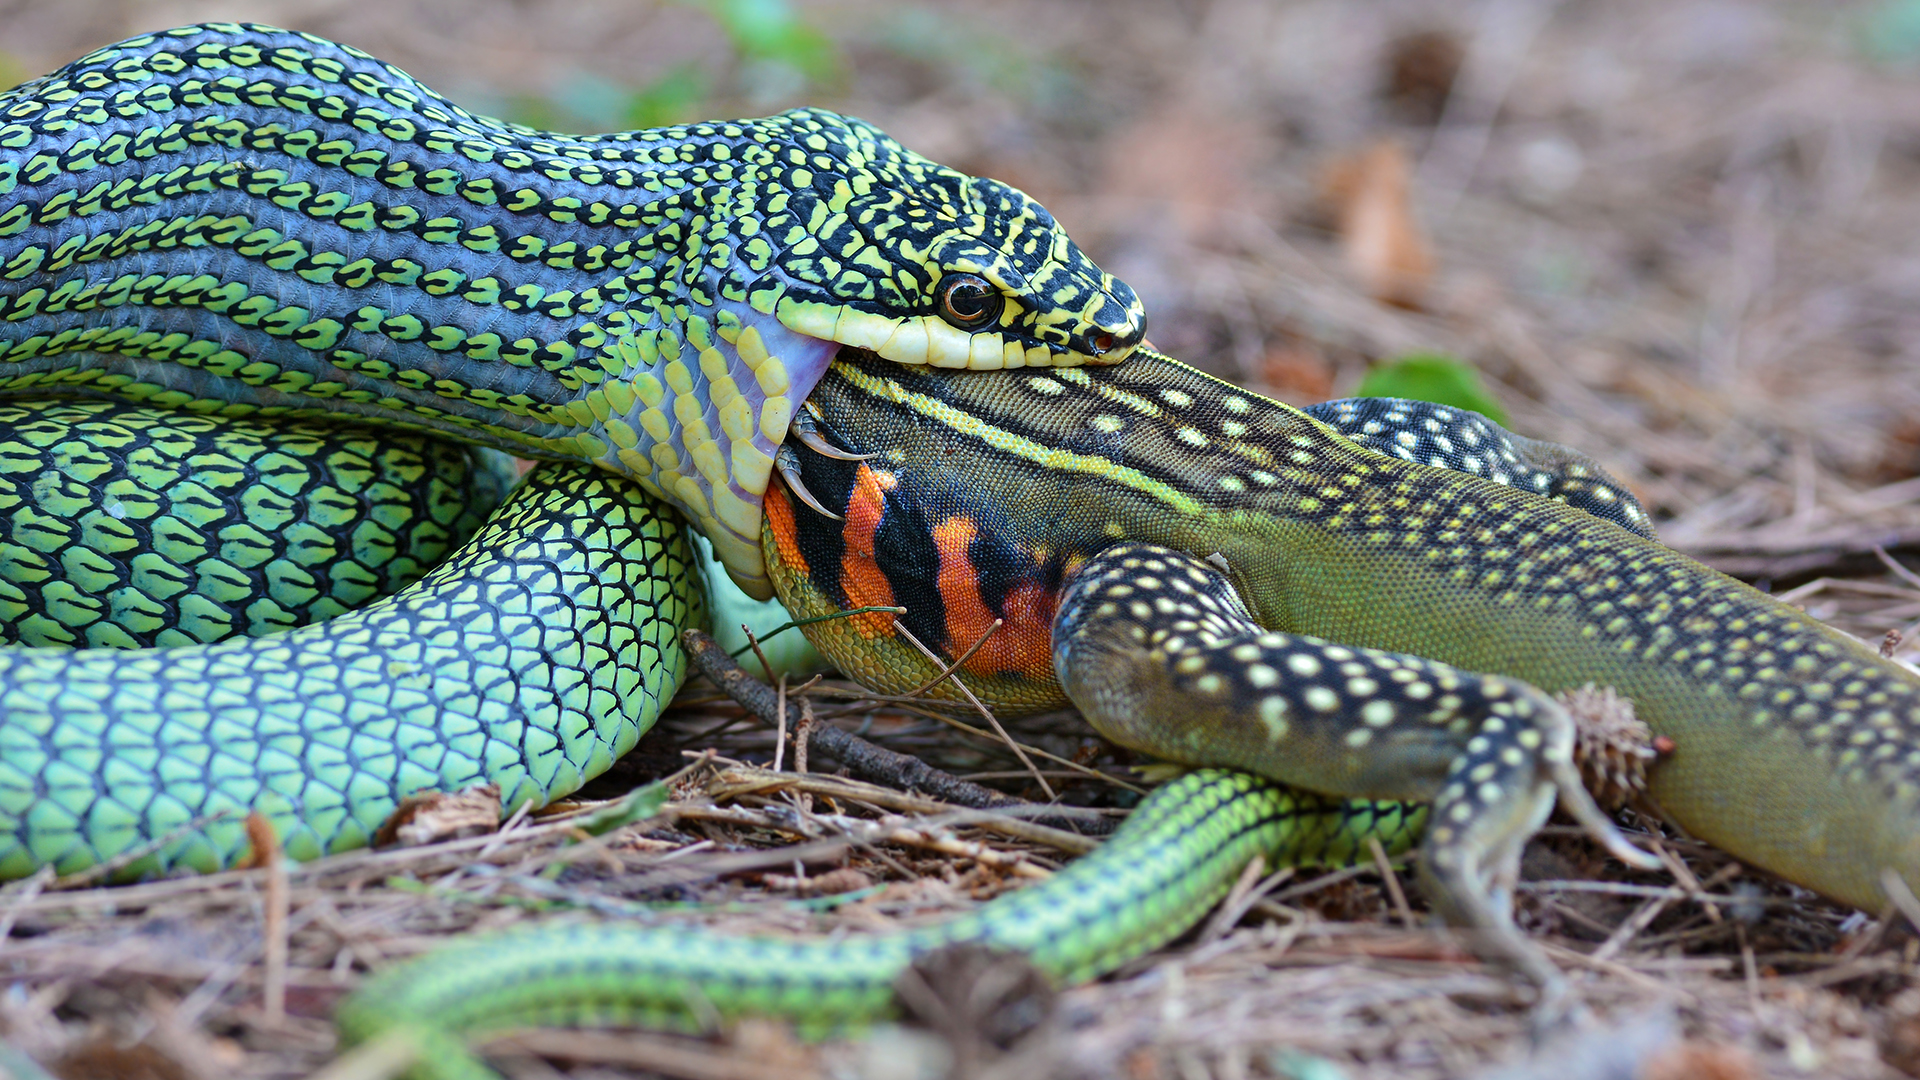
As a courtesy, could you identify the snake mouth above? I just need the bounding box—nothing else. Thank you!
[776,298,1136,370]
[613,302,1121,599]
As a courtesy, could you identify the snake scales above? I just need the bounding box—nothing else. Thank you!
[0,19,1140,872]
[12,22,1905,1080]
[0,22,1394,1077]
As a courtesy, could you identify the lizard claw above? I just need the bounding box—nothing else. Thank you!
[790,405,875,461]
[776,444,844,521]
[1551,756,1662,871]
[1418,687,1655,995]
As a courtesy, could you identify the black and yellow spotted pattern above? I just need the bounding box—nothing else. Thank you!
[776,347,1920,918]
[1052,541,1589,982]
[0,398,513,647]
[1306,397,1653,538]
[0,22,1144,594]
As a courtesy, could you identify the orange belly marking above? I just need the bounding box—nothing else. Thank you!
[931,515,1058,681]
[838,463,900,638]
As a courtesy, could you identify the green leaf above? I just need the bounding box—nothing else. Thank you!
[1352,353,1507,425]
[624,65,711,129]
[1861,0,1920,63]
[696,0,842,82]
[574,780,671,837]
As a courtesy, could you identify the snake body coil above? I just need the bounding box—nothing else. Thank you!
[0,21,1143,878]
[10,22,1888,1080]
[0,22,1143,594]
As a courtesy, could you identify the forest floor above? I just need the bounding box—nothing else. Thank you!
[8,0,1920,1077]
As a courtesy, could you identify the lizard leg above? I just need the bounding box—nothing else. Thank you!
[1051,540,1655,988]
[1305,397,1654,538]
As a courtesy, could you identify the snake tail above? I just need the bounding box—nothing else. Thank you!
[335,770,1425,1078]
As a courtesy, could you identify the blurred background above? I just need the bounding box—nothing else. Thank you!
[7,0,1920,628]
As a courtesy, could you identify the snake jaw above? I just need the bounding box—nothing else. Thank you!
[781,299,1106,371]
[569,305,846,600]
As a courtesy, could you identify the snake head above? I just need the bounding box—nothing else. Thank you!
[759,110,1145,370]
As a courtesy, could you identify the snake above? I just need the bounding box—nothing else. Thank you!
[7,22,1920,1080]
[0,20,1140,877]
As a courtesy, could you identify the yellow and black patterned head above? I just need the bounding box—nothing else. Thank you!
[748,111,1145,370]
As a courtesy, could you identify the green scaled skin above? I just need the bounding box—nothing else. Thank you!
[0,397,515,648]
[0,463,702,878]
[0,21,1140,878]
[336,771,1425,1080]
[0,21,1145,596]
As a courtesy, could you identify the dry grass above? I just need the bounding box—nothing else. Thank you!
[7,0,1920,1077]
[3,674,1913,1080]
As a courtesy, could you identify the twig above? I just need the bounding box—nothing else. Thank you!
[486,1028,822,1080]
[724,604,907,659]
[743,621,776,685]
[1590,893,1674,964]
[475,795,538,859]
[1198,856,1282,945]
[1875,546,1920,592]
[705,767,1101,854]
[901,616,1003,698]
[772,671,789,773]
[1737,922,1762,1012]
[1369,837,1416,929]
[242,813,290,1025]
[0,865,53,952]
[680,629,1111,831]
[1274,861,1403,904]
[1536,941,1695,1001]
[889,618,1057,801]
[1881,867,1920,937]
[1657,841,1722,924]
[793,698,814,776]
[791,698,815,816]
[1587,862,1741,963]
[832,696,1145,794]
[1517,883,1792,908]
[865,816,1049,879]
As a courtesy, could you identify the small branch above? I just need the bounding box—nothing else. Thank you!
[1198,855,1271,945]
[772,671,789,773]
[1875,545,1920,592]
[1369,836,1416,930]
[903,616,1003,698]
[682,629,1104,832]
[794,698,814,777]
[706,766,1103,854]
[890,618,1057,801]
[803,689,1146,794]
[241,812,290,1025]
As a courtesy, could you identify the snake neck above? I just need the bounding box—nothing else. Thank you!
[0,22,1149,598]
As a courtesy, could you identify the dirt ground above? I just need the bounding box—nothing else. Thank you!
[7,0,1920,1077]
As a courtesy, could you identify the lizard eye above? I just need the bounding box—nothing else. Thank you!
[936,273,1003,330]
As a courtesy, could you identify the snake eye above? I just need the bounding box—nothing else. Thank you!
[936,273,1003,331]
